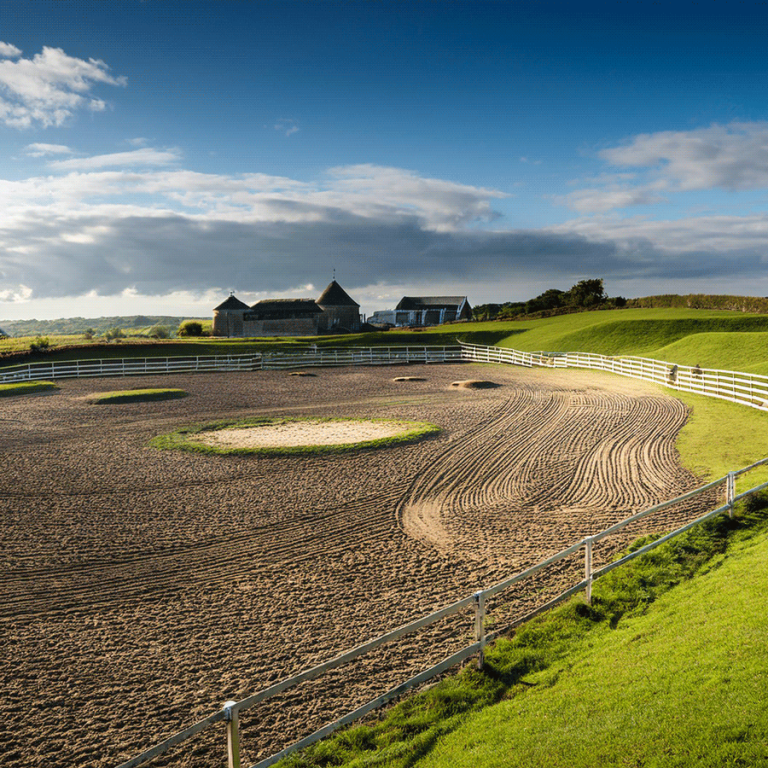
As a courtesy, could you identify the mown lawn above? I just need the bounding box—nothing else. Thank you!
[416,509,768,768]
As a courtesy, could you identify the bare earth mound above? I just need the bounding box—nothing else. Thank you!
[0,364,714,768]
[194,419,409,448]
[450,379,499,389]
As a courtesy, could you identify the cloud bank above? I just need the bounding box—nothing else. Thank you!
[3,149,768,305]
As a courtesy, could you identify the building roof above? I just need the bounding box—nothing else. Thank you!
[316,280,360,307]
[395,296,468,311]
[214,294,250,311]
[249,299,322,316]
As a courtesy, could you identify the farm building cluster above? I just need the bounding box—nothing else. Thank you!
[213,281,472,337]
[213,281,362,337]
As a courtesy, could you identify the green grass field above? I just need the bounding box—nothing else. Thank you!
[6,306,768,372]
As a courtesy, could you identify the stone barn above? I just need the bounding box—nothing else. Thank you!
[212,294,251,337]
[211,280,361,337]
[316,280,362,332]
[242,299,323,337]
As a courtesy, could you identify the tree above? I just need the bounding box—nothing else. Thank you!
[566,279,606,307]
[178,320,203,337]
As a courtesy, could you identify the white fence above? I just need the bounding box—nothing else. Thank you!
[459,342,768,412]
[0,346,462,384]
[116,453,768,768]
[6,342,767,415]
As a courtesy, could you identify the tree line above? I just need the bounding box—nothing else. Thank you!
[473,279,626,321]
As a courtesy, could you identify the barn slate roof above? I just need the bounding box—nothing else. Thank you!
[214,295,250,311]
[396,296,467,311]
[248,299,323,316]
[316,280,360,307]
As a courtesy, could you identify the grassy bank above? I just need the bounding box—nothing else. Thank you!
[277,500,768,768]
[418,504,768,768]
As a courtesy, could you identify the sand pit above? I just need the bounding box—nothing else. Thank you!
[192,418,411,449]
[450,379,499,389]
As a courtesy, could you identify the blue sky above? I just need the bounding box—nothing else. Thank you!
[2,0,768,320]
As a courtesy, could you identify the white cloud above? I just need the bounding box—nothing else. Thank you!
[127,137,149,147]
[0,44,126,128]
[2,158,768,308]
[600,122,768,191]
[553,212,768,255]
[275,119,300,136]
[49,147,182,170]
[323,164,507,229]
[0,42,22,59]
[560,186,667,213]
[24,143,73,157]
[562,121,768,213]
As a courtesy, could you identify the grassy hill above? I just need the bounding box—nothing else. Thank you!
[0,315,207,337]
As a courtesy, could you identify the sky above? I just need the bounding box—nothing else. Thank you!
[2,0,768,320]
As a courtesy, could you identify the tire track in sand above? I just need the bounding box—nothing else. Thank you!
[398,383,694,563]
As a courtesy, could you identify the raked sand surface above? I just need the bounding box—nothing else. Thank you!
[0,363,716,768]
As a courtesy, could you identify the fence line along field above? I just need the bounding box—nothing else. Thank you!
[0,363,711,768]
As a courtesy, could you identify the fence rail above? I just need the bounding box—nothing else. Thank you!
[0,346,462,383]
[459,341,768,412]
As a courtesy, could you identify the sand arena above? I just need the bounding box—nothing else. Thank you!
[0,363,713,767]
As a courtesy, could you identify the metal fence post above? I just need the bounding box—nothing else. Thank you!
[727,471,736,519]
[473,591,486,670]
[223,700,241,768]
[584,536,594,605]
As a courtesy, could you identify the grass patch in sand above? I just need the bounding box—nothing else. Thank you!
[0,380,57,397]
[149,416,441,455]
[89,388,188,404]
